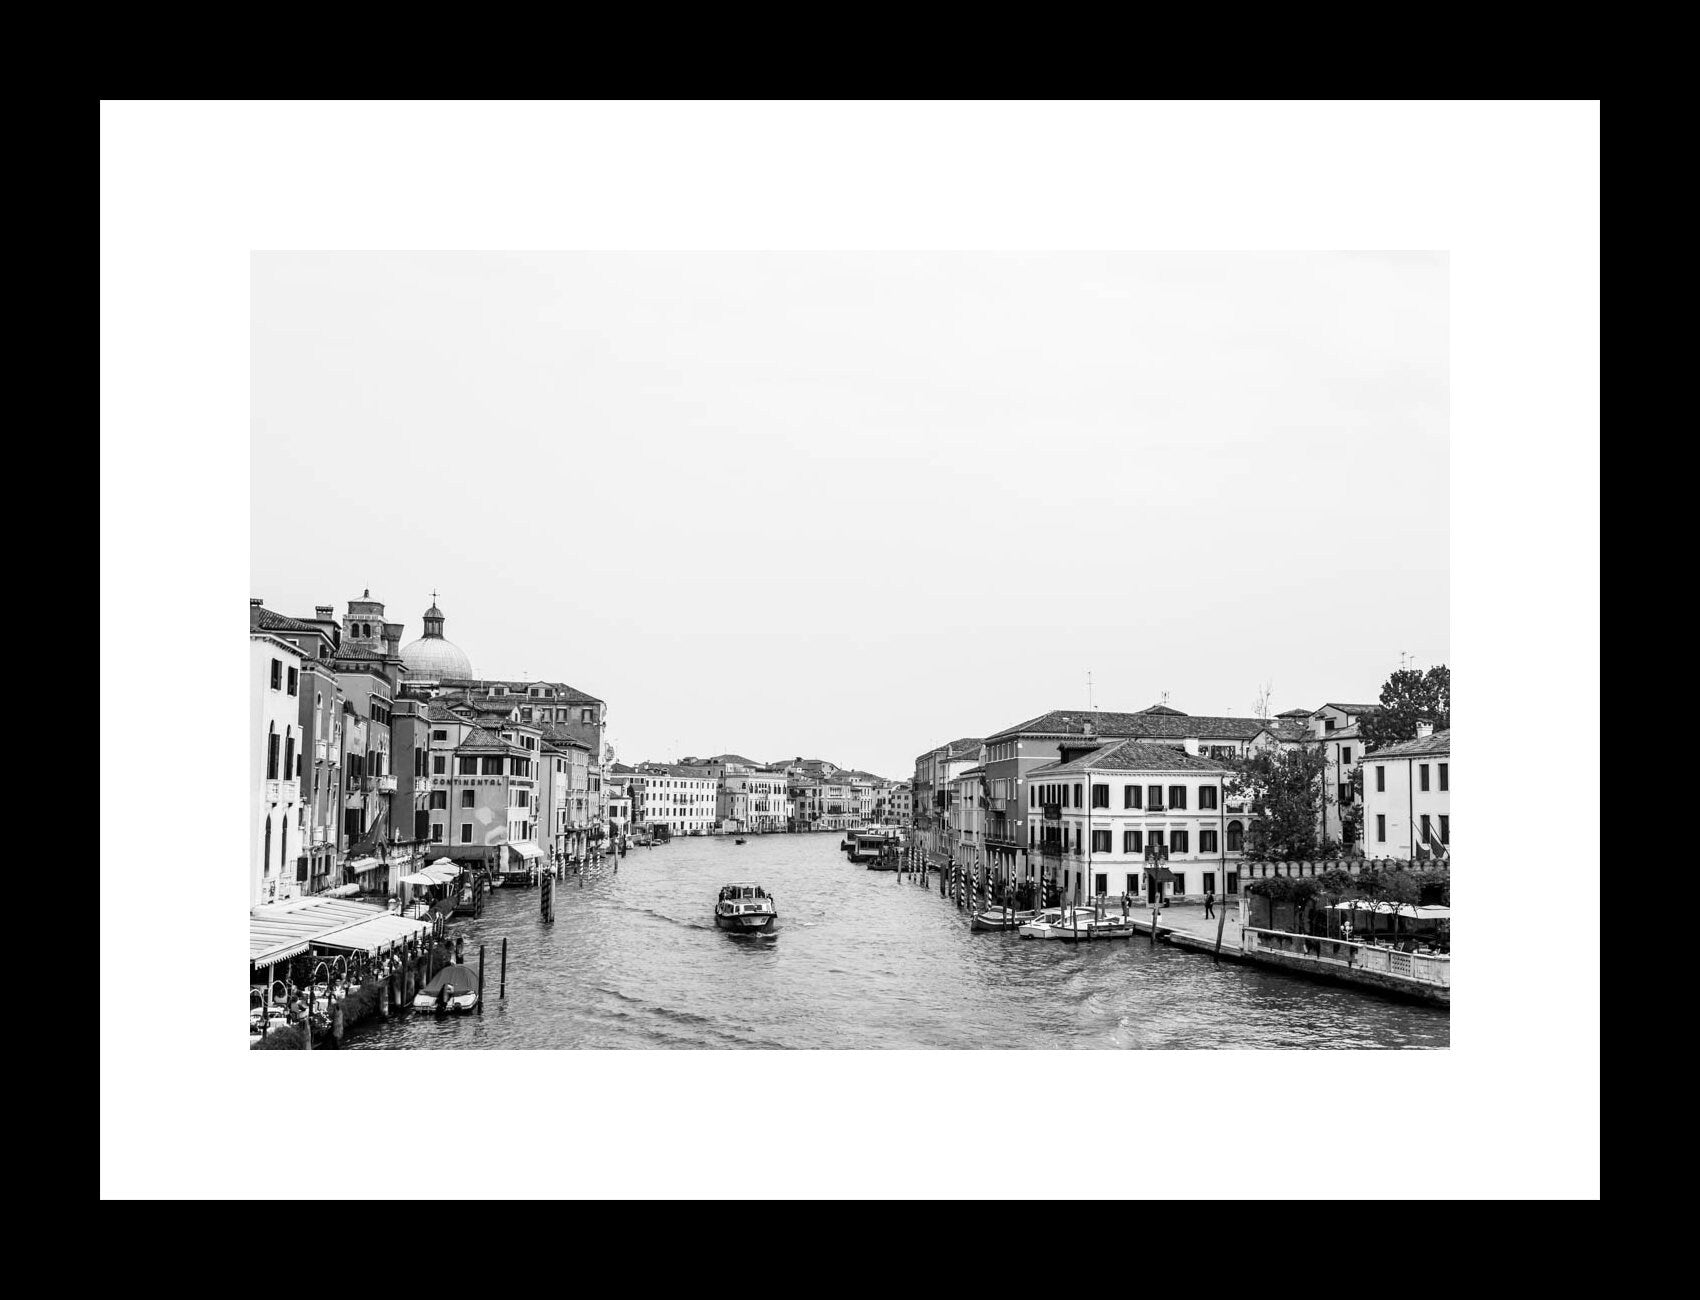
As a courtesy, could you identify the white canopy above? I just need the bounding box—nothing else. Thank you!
[310,912,433,955]
[397,872,437,887]
[508,842,542,861]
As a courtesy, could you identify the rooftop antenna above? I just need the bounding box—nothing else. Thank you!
[1161,689,1171,707]
[1400,650,1410,672]
[1087,669,1095,712]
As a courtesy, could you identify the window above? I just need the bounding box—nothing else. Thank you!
[430,791,448,810]
[1439,763,1449,792]
[287,666,299,696]
[1199,786,1217,810]
[1200,829,1218,853]
[582,708,593,723]
[414,809,430,839]
[461,789,475,809]
[432,755,446,775]
[1172,873,1186,894]
[1092,829,1112,853]
[1325,719,1336,732]
[1339,783,1351,805]
[283,732,294,782]
[1421,814,1432,844]
[1124,784,1140,808]
[1375,765,1385,792]
[432,729,448,741]
[1095,873,1108,897]
[1123,830,1143,854]
[431,823,444,843]
[1226,821,1244,852]
[481,756,504,776]
[269,658,281,690]
[457,756,476,775]
[1203,872,1215,895]
[1376,814,1386,842]
[1072,783,1082,807]
[1149,829,1165,849]
[1439,815,1449,844]
[1148,784,1163,809]
[1028,786,1036,807]
[266,726,279,779]
[460,823,473,844]
[1168,786,1187,810]
[1420,764,1430,792]
[1091,783,1109,808]
[1126,873,1137,895]
[1341,745,1352,765]
[1172,830,1189,854]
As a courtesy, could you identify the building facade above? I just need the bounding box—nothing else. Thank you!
[250,627,305,906]
[1026,740,1249,904]
[1361,726,1450,861]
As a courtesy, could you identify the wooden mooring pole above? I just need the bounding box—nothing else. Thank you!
[500,936,508,999]
[1214,897,1229,964]
[478,944,486,1014]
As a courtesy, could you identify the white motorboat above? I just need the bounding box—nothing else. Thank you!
[1017,907,1067,939]
[715,882,778,932]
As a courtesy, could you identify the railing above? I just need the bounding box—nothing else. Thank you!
[265,778,301,804]
[375,774,398,793]
[984,823,1017,847]
[1042,804,1061,822]
[1243,928,1450,987]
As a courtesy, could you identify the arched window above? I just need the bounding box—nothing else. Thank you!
[266,724,279,779]
[263,815,272,875]
[283,729,295,782]
[1226,820,1244,853]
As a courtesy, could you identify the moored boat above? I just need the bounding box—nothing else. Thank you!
[714,882,778,932]
[1017,907,1067,939]
[971,907,1039,933]
[412,963,481,1014]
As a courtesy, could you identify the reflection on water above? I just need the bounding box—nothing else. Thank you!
[344,833,1449,1050]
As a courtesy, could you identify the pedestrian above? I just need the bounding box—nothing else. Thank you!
[1204,890,1215,919]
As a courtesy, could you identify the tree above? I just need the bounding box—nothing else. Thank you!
[1361,664,1451,753]
[1226,747,1328,861]
[1252,678,1274,720]
[1338,766,1366,851]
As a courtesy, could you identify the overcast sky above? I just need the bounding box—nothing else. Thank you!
[252,252,1448,778]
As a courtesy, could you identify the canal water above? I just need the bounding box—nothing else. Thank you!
[345,832,1449,1049]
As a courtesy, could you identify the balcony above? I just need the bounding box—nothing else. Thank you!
[1042,803,1062,822]
[1039,841,1064,860]
[1146,804,1167,816]
[265,778,300,805]
[984,823,1018,847]
[375,774,398,793]
[314,739,328,765]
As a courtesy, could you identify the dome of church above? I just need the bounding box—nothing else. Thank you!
[401,635,473,679]
[400,597,472,679]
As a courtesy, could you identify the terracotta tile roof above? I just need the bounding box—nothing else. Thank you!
[1138,704,1187,716]
[251,606,317,634]
[1322,703,1383,715]
[1365,729,1450,758]
[986,710,1267,743]
[1026,740,1232,777]
[707,753,762,767]
[455,727,524,754]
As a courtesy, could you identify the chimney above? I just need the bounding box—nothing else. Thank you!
[250,596,263,606]
[1083,718,1096,739]
[315,605,334,621]
[1416,721,1434,739]
[383,622,403,658]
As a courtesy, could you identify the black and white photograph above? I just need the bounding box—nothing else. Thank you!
[101,101,1599,1200]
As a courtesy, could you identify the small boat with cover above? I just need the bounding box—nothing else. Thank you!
[412,963,481,1014]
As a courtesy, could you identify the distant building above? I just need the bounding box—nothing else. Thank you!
[628,764,718,836]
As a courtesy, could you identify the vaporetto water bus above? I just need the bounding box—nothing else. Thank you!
[714,882,778,932]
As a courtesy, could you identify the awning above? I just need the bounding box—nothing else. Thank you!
[310,912,433,955]
[398,872,437,887]
[345,856,382,875]
[420,862,460,882]
[250,896,409,967]
[321,883,359,898]
[508,842,542,860]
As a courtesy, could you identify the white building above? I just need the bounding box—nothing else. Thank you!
[630,764,719,836]
[1026,740,1251,904]
[251,629,306,906]
[1361,726,1450,861]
